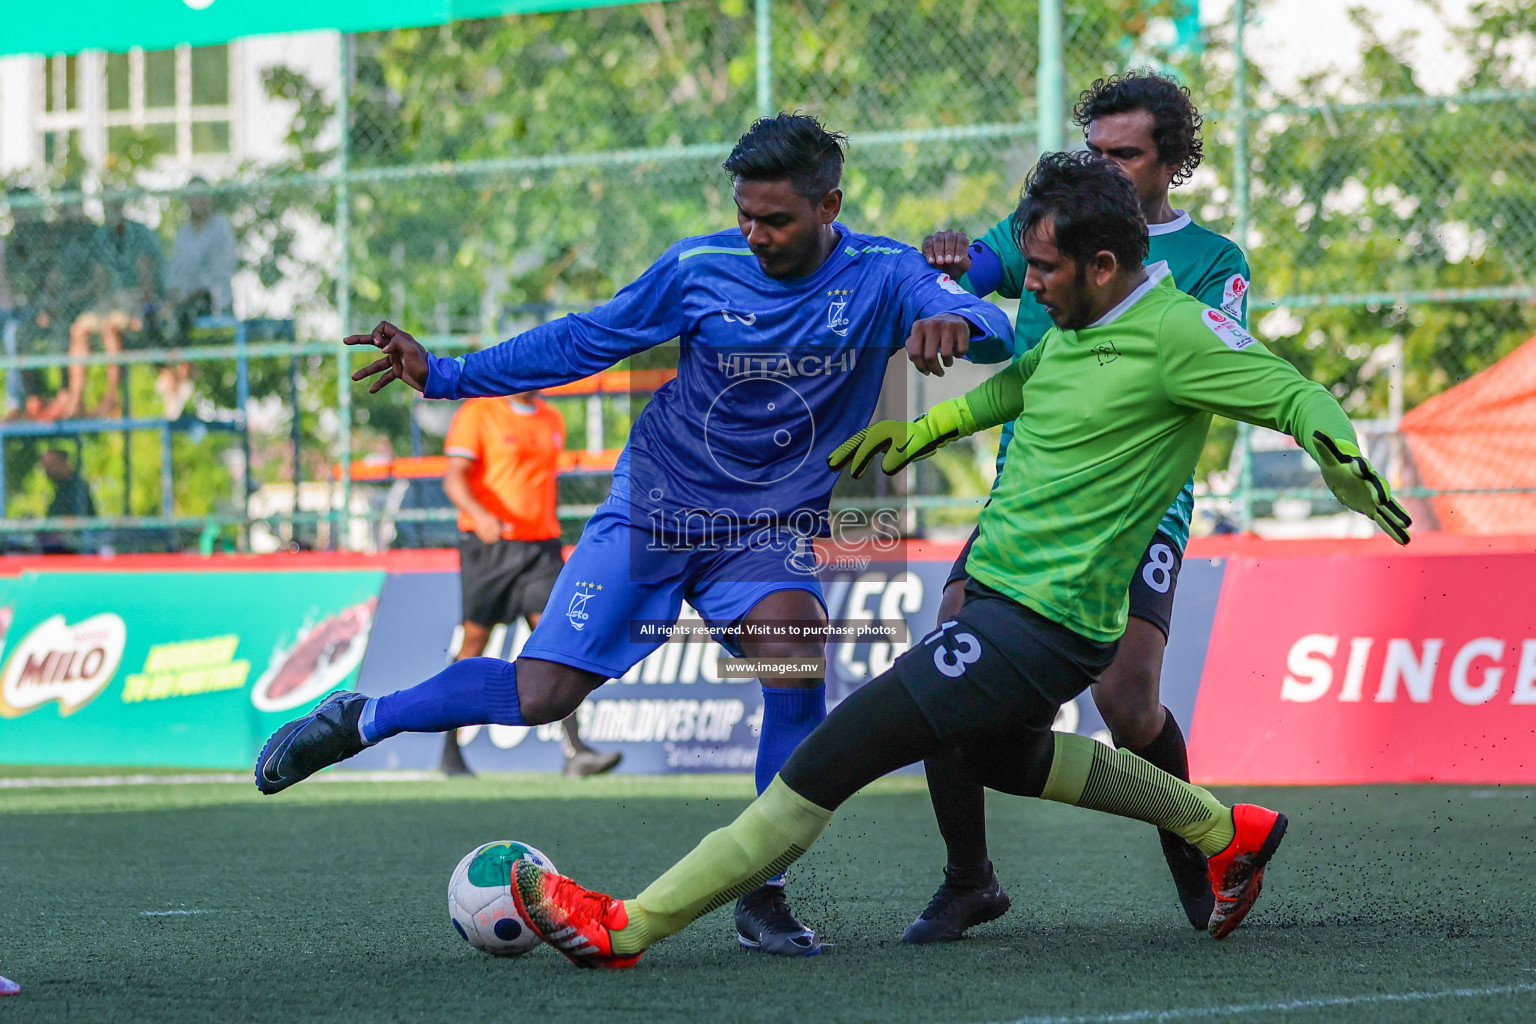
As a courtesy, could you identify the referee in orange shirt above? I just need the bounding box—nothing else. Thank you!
[440,390,621,778]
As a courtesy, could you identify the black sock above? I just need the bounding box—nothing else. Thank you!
[943,858,994,890]
[923,748,991,878]
[1128,707,1190,783]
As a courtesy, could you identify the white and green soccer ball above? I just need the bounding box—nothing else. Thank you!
[447,840,557,956]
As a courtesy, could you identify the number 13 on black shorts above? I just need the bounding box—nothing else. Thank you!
[924,620,984,678]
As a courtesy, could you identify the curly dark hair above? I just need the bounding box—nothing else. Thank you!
[723,111,848,201]
[1072,70,1204,187]
[1015,151,1148,270]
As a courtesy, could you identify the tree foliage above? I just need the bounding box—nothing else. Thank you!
[8,0,1533,533]
[1242,5,1536,416]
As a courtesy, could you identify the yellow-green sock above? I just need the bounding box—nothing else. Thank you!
[1039,732,1235,856]
[610,776,833,956]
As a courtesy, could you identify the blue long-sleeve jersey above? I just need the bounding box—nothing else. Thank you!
[425,224,1011,530]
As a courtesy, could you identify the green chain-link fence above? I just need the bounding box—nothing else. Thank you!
[3,0,1534,550]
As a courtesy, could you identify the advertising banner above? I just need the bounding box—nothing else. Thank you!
[353,560,953,774]
[1189,552,1536,784]
[353,550,1223,774]
[0,541,1227,775]
[0,569,382,768]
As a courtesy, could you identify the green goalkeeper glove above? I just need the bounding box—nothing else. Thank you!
[1312,431,1412,545]
[828,397,979,478]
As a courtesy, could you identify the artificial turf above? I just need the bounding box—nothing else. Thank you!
[1,770,1533,1023]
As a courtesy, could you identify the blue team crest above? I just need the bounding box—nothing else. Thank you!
[566,581,598,630]
[826,289,851,336]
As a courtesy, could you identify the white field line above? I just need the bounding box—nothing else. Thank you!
[0,771,439,790]
[971,982,1536,1024]
[140,909,216,917]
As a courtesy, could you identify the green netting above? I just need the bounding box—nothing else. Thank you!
[3,0,1534,548]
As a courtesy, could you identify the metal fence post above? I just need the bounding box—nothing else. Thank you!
[1037,0,1065,152]
[1233,0,1254,533]
[336,32,355,550]
[1233,0,1250,250]
[235,320,251,534]
[121,359,132,515]
[160,423,174,518]
[756,0,773,118]
[290,352,302,544]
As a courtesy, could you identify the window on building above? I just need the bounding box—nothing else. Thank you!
[36,44,234,172]
[37,55,84,168]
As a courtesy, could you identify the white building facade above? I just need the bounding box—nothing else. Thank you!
[0,32,341,179]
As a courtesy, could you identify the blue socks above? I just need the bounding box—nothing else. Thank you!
[755,683,826,886]
[755,683,828,792]
[359,657,524,745]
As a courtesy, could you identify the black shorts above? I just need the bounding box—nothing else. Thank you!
[948,527,1183,639]
[1124,531,1182,639]
[895,580,1118,749]
[459,536,565,627]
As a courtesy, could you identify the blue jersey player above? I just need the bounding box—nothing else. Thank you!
[254,113,1012,956]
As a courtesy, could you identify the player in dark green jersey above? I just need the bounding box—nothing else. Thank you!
[501,152,1409,969]
[906,71,1251,942]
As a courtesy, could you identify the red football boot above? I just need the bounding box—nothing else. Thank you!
[1207,803,1288,939]
[512,860,642,969]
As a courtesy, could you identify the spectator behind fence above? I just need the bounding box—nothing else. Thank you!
[166,178,236,317]
[161,178,237,416]
[27,189,99,421]
[1,189,55,312]
[60,199,165,420]
[40,448,96,554]
[1,188,62,417]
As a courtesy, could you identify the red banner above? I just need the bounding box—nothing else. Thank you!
[1190,551,1536,784]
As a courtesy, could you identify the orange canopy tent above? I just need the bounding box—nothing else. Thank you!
[1400,334,1536,534]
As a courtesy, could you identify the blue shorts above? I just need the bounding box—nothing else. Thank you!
[521,503,826,679]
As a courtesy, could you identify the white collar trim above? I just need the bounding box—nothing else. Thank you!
[1087,261,1170,329]
[1146,210,1191,236]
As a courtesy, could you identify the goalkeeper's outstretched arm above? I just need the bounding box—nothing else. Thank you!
[1159,313,1411,544]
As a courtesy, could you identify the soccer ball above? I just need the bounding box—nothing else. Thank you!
[447,840,557,956]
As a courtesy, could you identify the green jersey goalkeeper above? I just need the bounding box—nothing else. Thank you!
[910,72,1255,942]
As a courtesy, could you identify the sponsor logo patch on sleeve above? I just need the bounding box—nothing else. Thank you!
[1202,308,1259,351]
[1220,273,1249,319]
[936,273,967,295]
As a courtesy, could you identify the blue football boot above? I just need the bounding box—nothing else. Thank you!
[735,883,822,956]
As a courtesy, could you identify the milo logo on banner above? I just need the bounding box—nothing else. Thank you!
[0,611,127,717]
